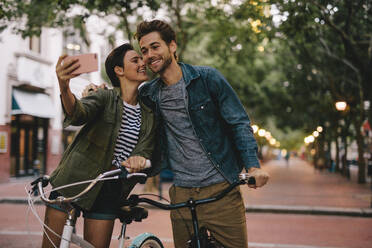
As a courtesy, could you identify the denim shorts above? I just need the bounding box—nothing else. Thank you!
[48,179,136,220]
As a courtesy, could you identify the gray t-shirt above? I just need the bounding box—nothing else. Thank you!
[159,78,225,187]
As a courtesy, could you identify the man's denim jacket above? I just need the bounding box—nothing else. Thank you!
[139,63,260,184]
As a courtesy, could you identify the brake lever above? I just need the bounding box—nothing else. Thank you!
[127,194,140,207]
[239,173,256,186]
[118,166,129,179]
[115,160,151,184]
[30,175,50,194]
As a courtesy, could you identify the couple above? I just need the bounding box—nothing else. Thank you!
[44,20,269,248]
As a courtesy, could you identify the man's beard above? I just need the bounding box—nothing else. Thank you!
[157,56,172,74]
[149,49,173,74]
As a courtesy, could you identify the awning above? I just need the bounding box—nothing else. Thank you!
[12,88,56,119]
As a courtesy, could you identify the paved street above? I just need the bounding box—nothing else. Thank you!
[0,158,371,248]
[243,158,371,209]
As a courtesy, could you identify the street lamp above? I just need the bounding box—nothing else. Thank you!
[335,101,347,111]
[335,100,350,179]
[252,125,259,134]
[258,129,266,137]
[304,135,315,144]
[265,131,272,140]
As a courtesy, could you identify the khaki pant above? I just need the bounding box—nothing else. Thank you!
[169,181,248,248]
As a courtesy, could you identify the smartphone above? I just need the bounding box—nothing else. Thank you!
[64,53,98,75]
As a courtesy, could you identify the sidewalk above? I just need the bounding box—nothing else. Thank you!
[242,158,372,217]
[1,158,371,217]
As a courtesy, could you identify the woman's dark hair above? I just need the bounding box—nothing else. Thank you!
[136,20,177,60]
[105,43,134,87]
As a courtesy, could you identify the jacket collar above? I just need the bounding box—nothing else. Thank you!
[179,62,200,87]
[113,87,121,99]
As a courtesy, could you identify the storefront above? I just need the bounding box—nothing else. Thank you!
[10,87,56,177]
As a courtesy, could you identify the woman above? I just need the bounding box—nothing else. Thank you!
[42,43,156,248]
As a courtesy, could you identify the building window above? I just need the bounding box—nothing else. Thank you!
[29,36,41,54]
[63,28,88,55]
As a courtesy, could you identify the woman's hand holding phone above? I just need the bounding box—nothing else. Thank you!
[56,53,98,91]
[56,53,99,116]
[56,54,83,117]
[64,53,98,75]
[56,54,80,92]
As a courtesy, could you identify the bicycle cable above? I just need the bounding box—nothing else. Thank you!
[25,176,119,248]
[25,184,58,248]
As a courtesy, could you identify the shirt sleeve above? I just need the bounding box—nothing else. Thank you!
[62,89,106,128]
[206,67,260,170]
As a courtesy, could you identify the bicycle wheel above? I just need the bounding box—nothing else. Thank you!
[137,237,164,248]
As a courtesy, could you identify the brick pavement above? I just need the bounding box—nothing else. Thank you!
[241,158,372,216]
[0,158,371,216]
[1,158,372,248]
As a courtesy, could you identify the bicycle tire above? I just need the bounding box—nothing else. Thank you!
[137,237,164,248]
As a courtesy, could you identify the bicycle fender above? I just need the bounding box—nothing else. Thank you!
[128,232,160,248]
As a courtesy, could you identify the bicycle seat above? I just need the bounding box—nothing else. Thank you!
[118,206,148,224]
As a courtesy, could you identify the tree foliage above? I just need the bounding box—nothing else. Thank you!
[0,0,161,42]
[2,0,371,170]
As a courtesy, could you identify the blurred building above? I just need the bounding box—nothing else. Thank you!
[0,24,106,181]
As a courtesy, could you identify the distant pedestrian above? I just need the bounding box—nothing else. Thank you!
[285,151,290,166]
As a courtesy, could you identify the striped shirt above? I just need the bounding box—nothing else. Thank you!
[112,101,141,167]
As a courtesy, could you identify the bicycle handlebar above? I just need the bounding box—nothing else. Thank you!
[32,161,254,208]
[34,166,149,205]
[126,173,255,210]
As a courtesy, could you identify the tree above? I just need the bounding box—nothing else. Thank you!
[270,0,371,183]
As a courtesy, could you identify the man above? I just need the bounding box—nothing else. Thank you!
[136,20,269,248]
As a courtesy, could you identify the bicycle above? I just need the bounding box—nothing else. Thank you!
[28,168,255,248]
[28,168,164,248]
[123,173,256,248]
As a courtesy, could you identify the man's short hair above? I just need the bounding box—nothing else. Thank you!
[136,19,177,45]
[105,43,134,87]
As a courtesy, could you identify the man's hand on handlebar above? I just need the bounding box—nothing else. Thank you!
[247,167,269,189]
[121,156,149,173]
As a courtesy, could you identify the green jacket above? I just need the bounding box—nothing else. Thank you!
[50,87,156,210]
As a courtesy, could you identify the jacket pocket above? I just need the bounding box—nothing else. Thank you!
[190,98,218,126]
[190,98,212,112]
